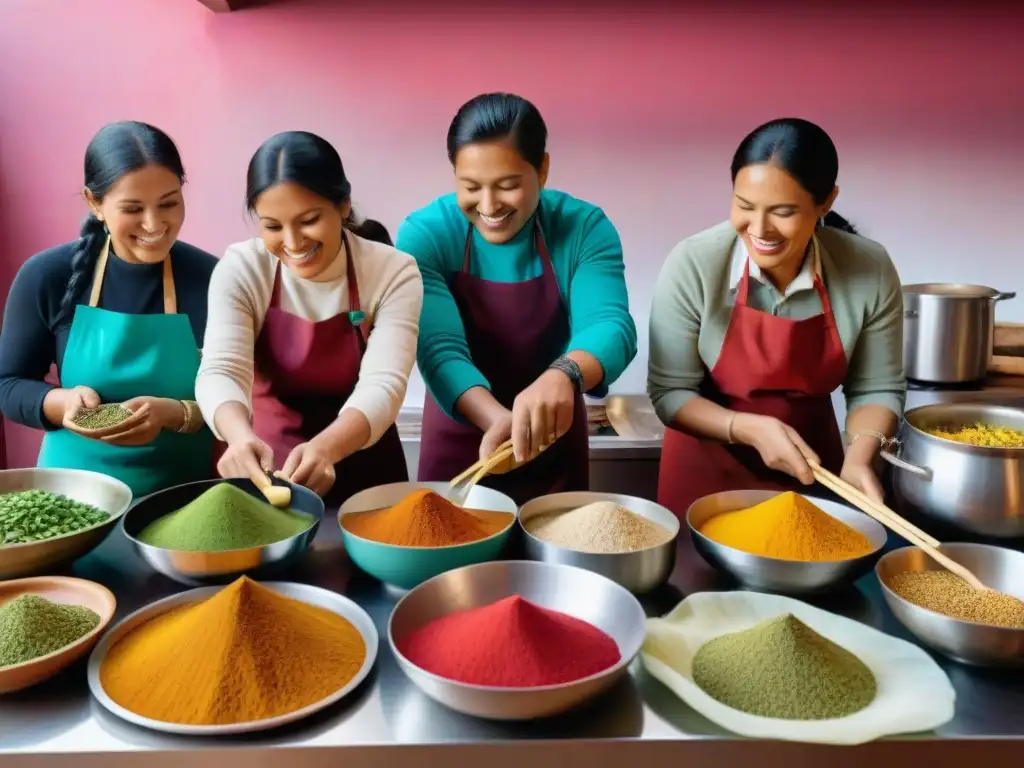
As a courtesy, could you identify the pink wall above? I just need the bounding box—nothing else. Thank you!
[1,0,1022,467]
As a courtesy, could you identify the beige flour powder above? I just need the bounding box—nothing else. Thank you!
[525,501,673,554]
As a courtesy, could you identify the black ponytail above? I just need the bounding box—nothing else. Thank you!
[447,93,547,169]
[246,131,390,243]
[731,117,859,236]
[58,121,185,326]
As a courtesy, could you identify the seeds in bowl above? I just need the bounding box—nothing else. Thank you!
[0,490,110,545]
[889,570,1024,628]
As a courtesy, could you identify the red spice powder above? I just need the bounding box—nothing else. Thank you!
[397,595,621,687]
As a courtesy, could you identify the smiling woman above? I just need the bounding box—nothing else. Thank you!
[397,93,637,504]
[648,118,906,518]
[195,131,423,508]
[0,121,217,498]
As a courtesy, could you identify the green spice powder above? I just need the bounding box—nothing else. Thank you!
[0,594,101,668]
[71,404,133,430]
[692,614,877,720]
[138,483,314,552]
[0,490,110,545]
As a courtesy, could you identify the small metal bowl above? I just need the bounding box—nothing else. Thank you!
[518,491,679,594]
[338,482,518,591]
[388,560,646,720]
[122,478,324,587]
[876,543,1024,667]
[0,468,133,579]
[686,490,887,594]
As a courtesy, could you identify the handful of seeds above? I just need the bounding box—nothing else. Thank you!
[0,490,110,545]
[71,403,133,430]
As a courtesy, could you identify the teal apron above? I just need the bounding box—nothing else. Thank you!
[37,237,213,498]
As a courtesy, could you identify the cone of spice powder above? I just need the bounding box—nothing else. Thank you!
[397,595,621,686]
[0,595,101,668]
[341,489,514,547]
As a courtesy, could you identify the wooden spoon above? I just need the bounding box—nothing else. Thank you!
[252,470,292,508]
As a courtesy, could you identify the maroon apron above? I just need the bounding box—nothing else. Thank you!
[418,219,589,506]
[657,242,848,518]
[252,234,408,509]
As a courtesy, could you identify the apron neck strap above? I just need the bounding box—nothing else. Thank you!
[88,236,177,313]
[461,213,550,274]
[737,234,822,310]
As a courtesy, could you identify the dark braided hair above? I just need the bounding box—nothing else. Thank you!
[59,121,185,325]
[246,131,391,245]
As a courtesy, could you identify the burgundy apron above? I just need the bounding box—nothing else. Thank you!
[657,239,848,518]
[252,234,408,509]
[418,219,589,506]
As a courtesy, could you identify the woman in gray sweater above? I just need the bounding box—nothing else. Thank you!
[648,118,905,517]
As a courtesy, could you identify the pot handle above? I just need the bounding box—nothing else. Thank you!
[994,291,1017,302]
[879,440,933,480]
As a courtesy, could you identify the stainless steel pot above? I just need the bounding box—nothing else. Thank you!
[881,402,1024,537]
[902,284,1015,383]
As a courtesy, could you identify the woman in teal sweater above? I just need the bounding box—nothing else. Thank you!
[396,93,636,503]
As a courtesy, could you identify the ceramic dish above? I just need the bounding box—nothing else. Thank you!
[641,590,955,744]
[87,581,377,735]
[338,482,518,590]
[0,576,117,694]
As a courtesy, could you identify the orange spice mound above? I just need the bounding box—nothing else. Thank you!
[341,489,514,547]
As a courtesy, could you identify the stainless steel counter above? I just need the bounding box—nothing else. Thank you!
[2,521,1024,767]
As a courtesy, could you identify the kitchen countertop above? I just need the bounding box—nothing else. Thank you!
[2,520,1024,767]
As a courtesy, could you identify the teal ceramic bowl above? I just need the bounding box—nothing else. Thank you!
[338,482,518,590]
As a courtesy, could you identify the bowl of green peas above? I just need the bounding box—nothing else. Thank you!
[0,468,133,579]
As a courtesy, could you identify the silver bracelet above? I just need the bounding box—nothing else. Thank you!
[548,356,584,394]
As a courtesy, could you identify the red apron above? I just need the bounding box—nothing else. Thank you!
[251,234,408,509]
[657,240,848,518]
[417,219,589,506]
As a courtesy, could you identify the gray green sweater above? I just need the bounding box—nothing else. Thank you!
[647,221,906,425]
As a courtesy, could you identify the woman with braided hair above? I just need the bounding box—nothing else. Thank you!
[0,121,217,497]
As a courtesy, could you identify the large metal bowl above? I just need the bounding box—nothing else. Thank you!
[0,468,133,579]
[876,543,1024,667]
[686,490,887,594]
[882,402,1024,537]
[518,491,678,594]
[122,478,324,586]
[388,560,646,720]
[338,482,518,590]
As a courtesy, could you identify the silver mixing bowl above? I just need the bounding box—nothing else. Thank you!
[876,543,1024,667]
[0,468,133,579]
[518,491,679,594]
[388,560,646,720]
[121,478,324,586]
[686,490,887,594]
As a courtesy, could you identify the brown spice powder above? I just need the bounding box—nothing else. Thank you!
[889,570,1024,628]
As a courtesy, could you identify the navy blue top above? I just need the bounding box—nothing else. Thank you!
[0,240,217,430]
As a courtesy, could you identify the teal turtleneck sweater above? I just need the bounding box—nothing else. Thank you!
[396,188,637,418]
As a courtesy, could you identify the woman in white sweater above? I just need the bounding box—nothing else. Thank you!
[196,131,423,507]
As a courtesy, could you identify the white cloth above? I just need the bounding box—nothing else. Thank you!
[196,233,423,448]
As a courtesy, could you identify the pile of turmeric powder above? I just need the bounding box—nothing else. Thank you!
[99,577,366,726]
[341,489,514,547]
[698,492,874,562]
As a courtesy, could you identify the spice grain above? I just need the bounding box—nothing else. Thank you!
[525,501,672,554]
[398,595,620,687]
[889,571,1024,628]
[0,490,109,545]
[692,614,876,720]
[341,489,513,547]
[0,595,100,668]
[71,404,133,430]
[99,577,366,725]
[138,483,313,552]
[699,492,873,561]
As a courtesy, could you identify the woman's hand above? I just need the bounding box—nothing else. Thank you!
[478,408,513,462]
[840,459,885,504]
[279,442,336,497]
[58,386,102,428]
[99,397,181,447]
[218,434,275,482]
[732,413,818,485]
[510,369,576,463]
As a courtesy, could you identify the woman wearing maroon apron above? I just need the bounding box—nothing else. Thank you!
[648,118,906,518]
[196,131,423,508]
[397,93,637,505]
